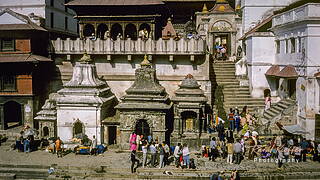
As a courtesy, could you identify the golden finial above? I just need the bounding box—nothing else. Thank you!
[216,0,228,3]
[140,54,151,67]
[79,52,93,63]
[202,3,208,13]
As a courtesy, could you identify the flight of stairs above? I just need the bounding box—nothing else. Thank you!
[263,98,296,120]
[210,60,265,116]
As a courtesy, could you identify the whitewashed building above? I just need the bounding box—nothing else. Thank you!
[0,0,78,37]
[242,1,320,140]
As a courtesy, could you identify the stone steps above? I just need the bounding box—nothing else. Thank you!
[211,61,265,114]
[0,164,49,179]
[263,99,296,120]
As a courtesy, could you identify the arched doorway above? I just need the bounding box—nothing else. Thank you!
[181,111,197,133]
[125,24,137,40]
[43,126,49,137]
[135,119,150,137]
[73,120,84,137]
[139,23,151,39]
[83,24,95,38]
[3,101,22,129]
[97,23,108,39]
[111,23,123,40]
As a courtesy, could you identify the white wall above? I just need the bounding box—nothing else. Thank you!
[0,0,77,35]
[246,35,275,98]
[241,0,294,33]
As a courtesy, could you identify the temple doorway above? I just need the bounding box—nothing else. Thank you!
[181,111,197,133]
[288,79,296,99]
[135,119,150,137]
[73,120,84,137]
[108,126,117,145]
[43,126,49,137]
[213,34,230,60]
[3,101,22,129]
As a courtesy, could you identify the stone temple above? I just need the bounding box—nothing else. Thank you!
[115,55,172,148]
[55,53,116,144]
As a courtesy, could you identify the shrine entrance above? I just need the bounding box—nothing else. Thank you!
[135,119,150,137]
[3,101,22,129]
[73,120,84,137]
[213,33,231,60]
[181,111,197,133]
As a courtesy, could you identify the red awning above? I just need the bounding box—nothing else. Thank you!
[265,65,280,76]
[276,65,298,78]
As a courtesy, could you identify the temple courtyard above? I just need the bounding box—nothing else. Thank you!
[0,144,320,179]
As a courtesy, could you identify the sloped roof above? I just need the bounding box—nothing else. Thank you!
[0,9,46,31]
[276,65,298,78]
[0,54,52,63]
[314,71,320,78]
[66,0,164,6]
[240,15,273,40]
[265,65,280,76]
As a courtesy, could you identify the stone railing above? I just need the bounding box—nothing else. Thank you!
[51,37,206,55]
[273,3,320,27]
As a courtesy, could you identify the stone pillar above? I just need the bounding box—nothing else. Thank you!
[151,23,155,40]
[79,24,84,39]
[0,104,4,130]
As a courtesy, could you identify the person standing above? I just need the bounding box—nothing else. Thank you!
[234,139,242,164]
[129,132,137,151]
[55,137,63,158]
[91,135,97,156]
[210,137,217,161]
[227,108,235,131]
[217,122,225,142]
[130,150,140,173]
[265,94,271,110]
[182,143,190,168]
[277,146,284,169]
[149,142,157,167]
[300,138,309,162]
[142,142,148,168]
[163,141,170,166]
[226,139,234,164]
[158,144,165,169]
[23,136,30,153]
[173,143,182,168]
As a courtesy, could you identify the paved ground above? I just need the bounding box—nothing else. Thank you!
[1,144,320,179]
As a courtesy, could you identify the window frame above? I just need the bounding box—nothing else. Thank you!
[290,38,296,53]
[0,39,15,52]
[0,75,17,92]
[276,40,280,54]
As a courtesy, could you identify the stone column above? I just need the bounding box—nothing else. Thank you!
[79,24,84,39]
[0,104,4,130]
[151,23,155,40]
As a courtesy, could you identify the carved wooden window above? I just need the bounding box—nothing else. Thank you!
[1,39,15,52]
[0,75,16,92]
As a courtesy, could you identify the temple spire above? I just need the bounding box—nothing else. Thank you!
[140,54,151,67]
[202,3,208,13]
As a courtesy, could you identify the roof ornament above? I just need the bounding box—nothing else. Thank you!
[202,3,208,13]
[79,52,93,64]
[140,54,151,67]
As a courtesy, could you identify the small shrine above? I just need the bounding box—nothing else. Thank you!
[171,74,207,144]
[34,93,57,138]
[56,53,116,144]
[115,55,172,149]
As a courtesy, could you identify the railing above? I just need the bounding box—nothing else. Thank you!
[51,37,206,55]
[273,3,320,27]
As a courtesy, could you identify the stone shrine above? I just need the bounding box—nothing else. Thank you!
[171,74,208,146]
[56,53,116,144]
[34,94,57,138]
[116,55,172,149]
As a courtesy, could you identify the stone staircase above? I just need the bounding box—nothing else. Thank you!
[210,60,265,116]
[263,98,296,120]
[0,164,49,179]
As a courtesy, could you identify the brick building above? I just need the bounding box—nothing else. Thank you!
[0,9,52,130]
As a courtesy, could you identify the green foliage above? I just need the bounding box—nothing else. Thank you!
[214,85,227,121]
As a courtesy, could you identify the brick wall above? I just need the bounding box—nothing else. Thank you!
[15,39,31,53]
